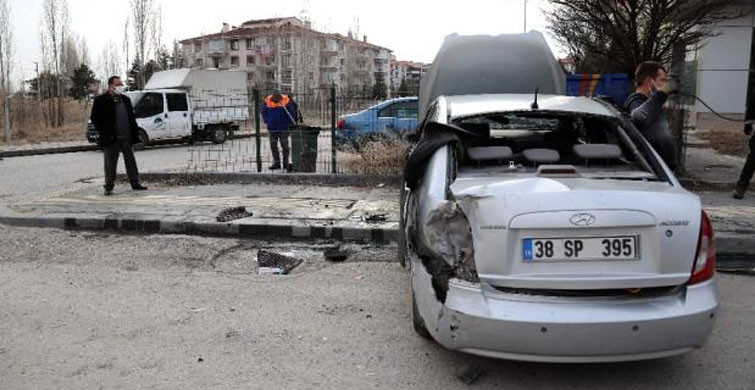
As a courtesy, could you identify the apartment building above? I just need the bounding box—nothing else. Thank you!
[179,17,392,96]
[390,57,429,96]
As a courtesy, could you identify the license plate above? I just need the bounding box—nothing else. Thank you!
[522,236,639,262]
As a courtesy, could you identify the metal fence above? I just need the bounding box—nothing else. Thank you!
[185,86,402,174]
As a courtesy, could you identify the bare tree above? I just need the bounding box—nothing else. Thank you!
[63,34,81,77]
[98,40,121,89]
[123,19,130,82]
[130,0,155,88]
[0,0,12,94]
[546,0,748,75]
[150,4,164,63]
[40,0,69,127]
[78,37,90,66]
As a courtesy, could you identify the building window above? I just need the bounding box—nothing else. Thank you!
[247,55,255,66]
[209,39,224,53]
[230,56,239,67]
[265,55,275,66]
[195,58,203,67]
[282,37,292,51]
[194,42,202,52]
[282,55,291,68]
[266,71,275,81]
[230,39,239,51]
[282,70,293,84]
[246,38,255,50]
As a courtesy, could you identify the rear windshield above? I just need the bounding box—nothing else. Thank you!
[453,111,658,180]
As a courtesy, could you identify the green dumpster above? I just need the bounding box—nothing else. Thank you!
[290,125,320,172]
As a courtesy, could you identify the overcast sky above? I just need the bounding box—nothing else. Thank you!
[9,0,559,84]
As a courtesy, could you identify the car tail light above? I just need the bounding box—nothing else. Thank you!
[336,118,346,130]
[689,211,716,285]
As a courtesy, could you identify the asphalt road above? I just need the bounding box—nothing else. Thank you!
[0,144,190,202]
[0,135,347,203]
[0,225,753,390]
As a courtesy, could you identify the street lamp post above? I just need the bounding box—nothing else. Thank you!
[524,0,527,33]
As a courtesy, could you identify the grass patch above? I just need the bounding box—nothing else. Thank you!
[0,95,90,146]
[342,136,410,176]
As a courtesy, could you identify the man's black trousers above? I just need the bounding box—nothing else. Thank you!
[103,139,140,190]
[738,133,755,187]
[269,131,290,165]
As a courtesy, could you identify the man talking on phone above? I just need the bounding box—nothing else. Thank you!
[625,61,678,171]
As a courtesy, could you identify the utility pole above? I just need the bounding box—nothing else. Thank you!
[523,0,527,33]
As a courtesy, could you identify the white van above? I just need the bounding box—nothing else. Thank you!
[87,69,249,149]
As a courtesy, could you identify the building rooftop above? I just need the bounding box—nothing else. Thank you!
[179,16,391,51]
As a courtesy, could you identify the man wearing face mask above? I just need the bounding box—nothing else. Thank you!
[625,61,679,171]
[90,76,147,196]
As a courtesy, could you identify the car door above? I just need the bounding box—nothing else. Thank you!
[166,93,191,138]
[134,92,168,140]
[394,100,418,133]
[376,102,398,134]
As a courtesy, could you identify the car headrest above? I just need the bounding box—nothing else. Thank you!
[573,144,622,159]
[523,148,560,163]
[467,146,513,161]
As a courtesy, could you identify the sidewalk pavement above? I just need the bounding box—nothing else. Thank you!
[0,176,400,243]
[0,170,752,260]
[682,130,751,189]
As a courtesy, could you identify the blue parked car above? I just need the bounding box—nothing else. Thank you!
[335,97,418,147]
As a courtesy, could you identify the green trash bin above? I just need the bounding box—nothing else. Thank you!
[290,125,320,172]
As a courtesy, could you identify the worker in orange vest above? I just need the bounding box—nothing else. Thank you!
[261,93,299,171]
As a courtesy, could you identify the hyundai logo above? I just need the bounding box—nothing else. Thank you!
[570,213,596,227]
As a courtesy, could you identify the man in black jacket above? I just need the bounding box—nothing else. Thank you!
[625,61,678,171]
[90,76,147,196]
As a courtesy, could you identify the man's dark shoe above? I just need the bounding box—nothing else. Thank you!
[104,188,113,196]
[269,163,281,170]
[733,182,747,199]
[285,163,294,173]
[132,184,148,191]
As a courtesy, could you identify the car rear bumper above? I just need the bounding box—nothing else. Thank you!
[414,264,718,362]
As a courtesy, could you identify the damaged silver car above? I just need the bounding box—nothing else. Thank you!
[400,33,717,363]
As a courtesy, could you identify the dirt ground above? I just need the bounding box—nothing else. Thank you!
[1,225,755,389]
[695,118,751,158]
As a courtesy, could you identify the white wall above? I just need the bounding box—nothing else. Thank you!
[695,7,755,116]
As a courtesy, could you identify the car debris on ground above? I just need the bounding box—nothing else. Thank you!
[256,250,303,275]
[216,206,253,222]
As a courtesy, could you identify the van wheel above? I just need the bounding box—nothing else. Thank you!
[134,130,148,151]
[212,126,227,144]
[412,292,432,339]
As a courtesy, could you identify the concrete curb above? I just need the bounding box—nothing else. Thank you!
[716,232,755,257]
[0,144,98,158]
[135,172,402,187]
[0,214,399,243]
[0,133,255,159]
